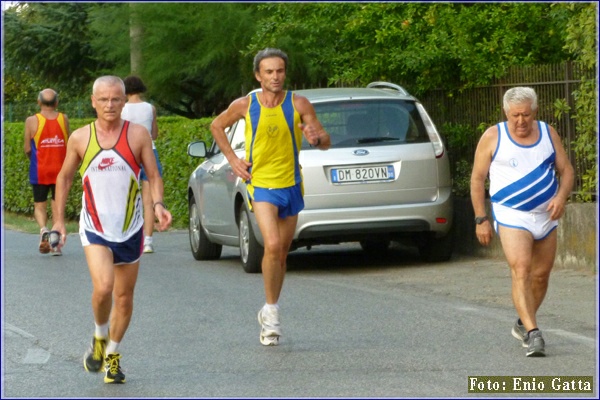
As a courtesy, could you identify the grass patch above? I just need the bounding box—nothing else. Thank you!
[3,210,80,234]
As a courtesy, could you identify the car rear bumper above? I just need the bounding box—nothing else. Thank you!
[296,192,453,243]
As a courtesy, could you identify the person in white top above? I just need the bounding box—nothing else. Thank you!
[121,76,163,254]
[51,75,172,383]
[471,87,574,357]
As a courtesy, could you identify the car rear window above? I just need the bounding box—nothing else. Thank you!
[305,100,430,149]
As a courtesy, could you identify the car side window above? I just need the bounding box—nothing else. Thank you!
[210,120,244,156]
[230,118,246,151]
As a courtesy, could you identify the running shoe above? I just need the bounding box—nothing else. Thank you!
[511,319,527,342]
[39,228,50,254]
[143,243,154,253]
[83,335,107,372]
[104,353,126,384]
[51,247,62,256]
[523,330,546,357]
[258,306,281,346]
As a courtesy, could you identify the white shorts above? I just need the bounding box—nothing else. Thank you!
[492,203,558,240]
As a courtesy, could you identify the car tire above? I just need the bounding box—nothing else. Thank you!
[189,195,222,261]
[416,230,454,263]
[239,206,264,274]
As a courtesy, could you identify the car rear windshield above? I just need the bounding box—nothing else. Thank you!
[305,99,430,149]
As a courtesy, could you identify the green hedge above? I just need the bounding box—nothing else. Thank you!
[2,116,214,229]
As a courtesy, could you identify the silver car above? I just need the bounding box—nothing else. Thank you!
[187,82,453,273]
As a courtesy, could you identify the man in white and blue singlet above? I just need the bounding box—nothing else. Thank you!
[471,87,574,357]
[210,48,331,346]
[51,76,172,383]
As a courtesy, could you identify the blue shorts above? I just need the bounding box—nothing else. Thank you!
[248,182,304,219]
[492,203,558,240]
[80,227,144,265]
[140,149,163,181]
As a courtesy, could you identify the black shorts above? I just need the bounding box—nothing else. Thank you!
[32,184,56,203]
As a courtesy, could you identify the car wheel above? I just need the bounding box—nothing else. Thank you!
[189,195,222,260]
[416,230,453,263]
[239,206,264,274]
[360,239,391,254]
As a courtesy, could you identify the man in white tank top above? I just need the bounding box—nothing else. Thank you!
[51,76,172,384]
[471,87,574,357]
[121,76,163,254]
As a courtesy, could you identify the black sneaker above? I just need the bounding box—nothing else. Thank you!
[523,330,546,357]
[83,336,107,372]
[104,353,126,384]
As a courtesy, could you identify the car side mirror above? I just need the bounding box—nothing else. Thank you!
[187,141,207,158]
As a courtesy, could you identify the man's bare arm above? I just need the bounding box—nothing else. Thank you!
[210,97,252,180]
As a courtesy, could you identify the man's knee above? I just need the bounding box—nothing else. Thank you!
[93,284,114,300]
[34,201,47,209]
[113,292,134,311]
[263,241,282,258]
[531,269,552,285]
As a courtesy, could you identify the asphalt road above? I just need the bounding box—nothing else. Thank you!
[2,228,597,398]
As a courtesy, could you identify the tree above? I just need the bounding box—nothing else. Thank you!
[87,3,264,118]
[3,3,112,99]
[249,3,572,94]
[562,2,597,201]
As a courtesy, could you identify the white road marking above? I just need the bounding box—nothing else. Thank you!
[545,329,597,347]
[455,306,597,348]
[23,348,50,364]
[3,322,34,338]
[4,323,51,364]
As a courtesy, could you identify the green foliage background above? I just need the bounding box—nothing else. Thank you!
[2,117,213,229]
[2,2,596,202]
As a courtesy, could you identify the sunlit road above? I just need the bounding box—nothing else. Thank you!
[2,229,597,397]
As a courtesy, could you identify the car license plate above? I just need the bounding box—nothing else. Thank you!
[331,165,395,184]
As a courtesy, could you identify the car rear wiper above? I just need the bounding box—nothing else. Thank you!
[357,137,401,144]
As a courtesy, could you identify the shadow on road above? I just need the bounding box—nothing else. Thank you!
[286,242,428,273]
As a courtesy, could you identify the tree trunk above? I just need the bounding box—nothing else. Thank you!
[129,3,142,74]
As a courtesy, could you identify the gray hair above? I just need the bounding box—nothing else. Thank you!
[503,87,538,112]
[253,48,288,73]
[92,75,126,96]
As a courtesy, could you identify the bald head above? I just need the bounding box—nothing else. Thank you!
[38,89,58,107]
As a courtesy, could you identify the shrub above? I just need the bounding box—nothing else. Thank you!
[2,116,213,229]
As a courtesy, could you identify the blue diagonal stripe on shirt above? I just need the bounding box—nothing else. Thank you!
[491,153,558,211]
[248,92,261,177]
[281,92,302,184]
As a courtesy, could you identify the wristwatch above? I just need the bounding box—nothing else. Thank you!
[474,215,489,225]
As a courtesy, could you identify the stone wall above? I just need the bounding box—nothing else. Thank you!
[453,197,597,273]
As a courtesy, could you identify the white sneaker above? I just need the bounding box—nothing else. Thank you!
[51,247,62,256]
[258,306,281,346]
[143,243,154,253]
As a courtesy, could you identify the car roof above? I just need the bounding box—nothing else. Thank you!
[293,82,416,103]
[298,88,418,104]
[250,82,418,103]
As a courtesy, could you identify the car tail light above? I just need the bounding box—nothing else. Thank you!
[416,102,445,158]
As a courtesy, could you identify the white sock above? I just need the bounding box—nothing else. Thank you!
[144,236,153,245]
[95,322,109,338]
[106,340,120,355]
[264,303,279,312]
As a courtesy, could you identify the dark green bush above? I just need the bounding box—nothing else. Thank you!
[2,116,213,229]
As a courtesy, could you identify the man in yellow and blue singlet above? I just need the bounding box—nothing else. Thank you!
[210,48,331,346]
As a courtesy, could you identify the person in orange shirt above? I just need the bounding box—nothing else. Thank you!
[24,88,70,255]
